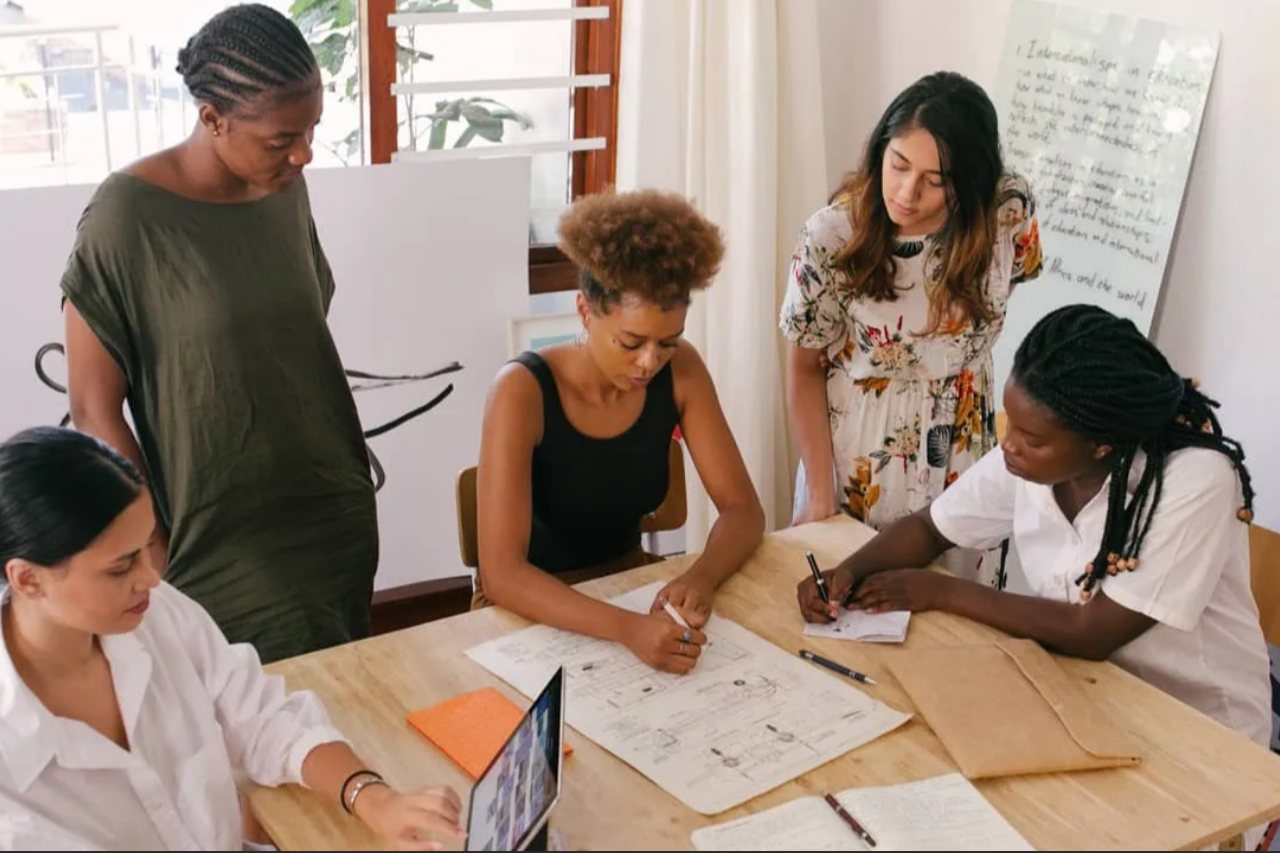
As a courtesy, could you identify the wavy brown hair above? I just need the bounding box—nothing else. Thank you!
[832,71,1003,334]
[558,189,725,312]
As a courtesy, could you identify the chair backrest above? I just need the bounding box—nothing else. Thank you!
[456,465,479,569]
[1249,524,1280,648]
[454,437,687,571]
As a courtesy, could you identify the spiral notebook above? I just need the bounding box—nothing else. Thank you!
[690,773,1034,851]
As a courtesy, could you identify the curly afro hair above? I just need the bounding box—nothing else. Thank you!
[557,189,725,312]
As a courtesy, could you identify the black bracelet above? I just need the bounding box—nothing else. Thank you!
[339,769,382,814]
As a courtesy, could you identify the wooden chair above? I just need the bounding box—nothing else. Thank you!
[455,437,688,572]
[1248,524,1280,851]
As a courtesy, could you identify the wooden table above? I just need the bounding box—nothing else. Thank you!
[247,517,1280,850]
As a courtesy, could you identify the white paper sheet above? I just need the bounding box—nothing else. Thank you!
[466,582,911,814]
[803,609,911,643]
[691,773,1035,851]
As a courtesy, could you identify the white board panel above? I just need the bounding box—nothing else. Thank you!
[990,0,1219,387]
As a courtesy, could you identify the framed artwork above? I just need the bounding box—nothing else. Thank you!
[508,312,580,358]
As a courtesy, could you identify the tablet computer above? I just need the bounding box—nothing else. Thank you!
[465,667,565,851]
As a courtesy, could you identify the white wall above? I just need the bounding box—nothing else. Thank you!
[0,159,532,590]
[815,0,1280,529]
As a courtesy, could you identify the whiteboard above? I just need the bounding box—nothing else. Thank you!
[0,159,531,590]
[990,0,1220,387]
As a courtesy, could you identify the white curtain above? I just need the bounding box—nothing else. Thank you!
[616,0,830,547]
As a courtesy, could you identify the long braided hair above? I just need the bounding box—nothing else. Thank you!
[1011,304,1254,600]
[176,4,319,115]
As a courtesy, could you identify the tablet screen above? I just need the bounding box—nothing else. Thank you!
[466,669,564,851]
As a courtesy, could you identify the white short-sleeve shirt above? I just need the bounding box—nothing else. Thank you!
[0,582,347,851]
[930,446,1272,749]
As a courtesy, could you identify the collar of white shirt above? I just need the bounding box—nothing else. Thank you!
[0,588,154,792]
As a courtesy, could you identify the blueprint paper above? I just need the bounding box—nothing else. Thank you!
[466,582,911,814]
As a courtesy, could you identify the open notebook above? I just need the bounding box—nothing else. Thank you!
[690,773,1034,851]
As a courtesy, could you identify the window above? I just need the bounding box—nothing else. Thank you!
[0,0,620,293]
[0,0,356,188]
[364,0,621,293]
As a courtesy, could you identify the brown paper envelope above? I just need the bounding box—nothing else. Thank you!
[888,638,1142,779]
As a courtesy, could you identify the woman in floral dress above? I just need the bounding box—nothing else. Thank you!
[782,71,1042,586]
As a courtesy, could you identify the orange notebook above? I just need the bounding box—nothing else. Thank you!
[407,687,572,780]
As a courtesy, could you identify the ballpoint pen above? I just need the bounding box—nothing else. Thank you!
[806,551,829,604]
[823,792,877,848]
[799,649,877,686]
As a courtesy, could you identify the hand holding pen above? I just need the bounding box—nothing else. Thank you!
[799,553,855,622]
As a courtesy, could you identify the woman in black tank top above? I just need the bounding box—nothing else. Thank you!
[474,190,765,675]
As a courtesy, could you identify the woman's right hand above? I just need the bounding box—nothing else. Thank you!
[792,492,839,527]
[796,565,856,623]
[354,784,466,851]
[621,612,707,674]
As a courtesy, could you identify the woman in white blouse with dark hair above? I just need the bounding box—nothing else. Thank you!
[0,426,464,851]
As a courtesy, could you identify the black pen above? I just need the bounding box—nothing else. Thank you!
[799,649,877,685]
[806,551,829,604]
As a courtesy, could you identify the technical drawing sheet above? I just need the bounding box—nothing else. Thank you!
[465,582,911,814]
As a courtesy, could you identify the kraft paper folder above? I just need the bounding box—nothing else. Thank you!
[887,638,1142,779]
[406,686,572,780]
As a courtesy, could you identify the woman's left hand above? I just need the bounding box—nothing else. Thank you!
[354,784,467,851]
[650,571,716,629]
[849,569,952,614]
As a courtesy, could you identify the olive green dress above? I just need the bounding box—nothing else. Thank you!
[60,172,378,663]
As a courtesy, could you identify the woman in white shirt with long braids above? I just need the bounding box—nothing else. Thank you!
[799,304,1272,849]
[0,426,464,851]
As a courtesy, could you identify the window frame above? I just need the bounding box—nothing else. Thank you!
[360,0,622,295]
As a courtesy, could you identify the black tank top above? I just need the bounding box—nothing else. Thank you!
[516,351,681,573]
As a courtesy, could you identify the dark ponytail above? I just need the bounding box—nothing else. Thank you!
[0,427,144,570]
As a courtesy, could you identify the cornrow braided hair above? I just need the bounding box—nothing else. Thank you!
[176,3,318,116]
[1011,304,1255,601]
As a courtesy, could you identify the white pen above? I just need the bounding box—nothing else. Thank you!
[662,600,691,629]
[662,600,711,645]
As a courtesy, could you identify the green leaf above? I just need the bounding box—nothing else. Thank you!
[427,118,449,149]
[466,115,505,142]
[480,106,533,130]
[468,0,494,8]
[395,43,435,64]
[340,128,361,159]
[453,125,479,148]
[399,0,458,11]
[459,101,494,122]
[426,100,463,122]
[313,31,350,76]
[332,0,357,28]
[345,74,360,101]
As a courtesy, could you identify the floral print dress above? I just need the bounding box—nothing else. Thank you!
[781,172,1042,586]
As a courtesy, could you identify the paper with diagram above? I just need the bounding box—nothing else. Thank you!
[465,582,911,814]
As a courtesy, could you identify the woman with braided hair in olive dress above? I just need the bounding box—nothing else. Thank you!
[62,4,377,665]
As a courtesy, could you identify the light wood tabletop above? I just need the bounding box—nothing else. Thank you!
[247,516,1280,851]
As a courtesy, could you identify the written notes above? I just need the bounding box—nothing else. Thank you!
[991,0,1218,365]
